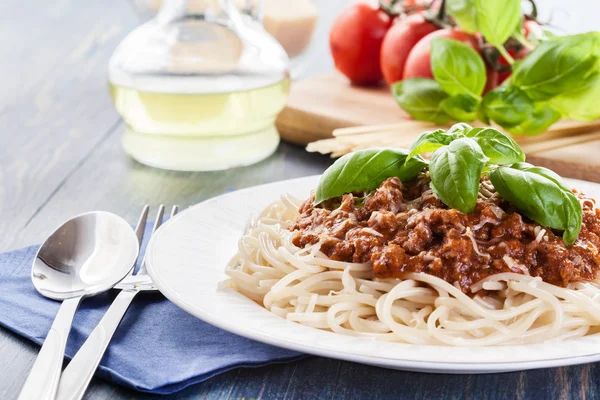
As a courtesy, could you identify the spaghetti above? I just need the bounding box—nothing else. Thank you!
[223,192,600,346]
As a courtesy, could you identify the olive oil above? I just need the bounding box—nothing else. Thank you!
[109,78,290,171]
[107,0,290,170]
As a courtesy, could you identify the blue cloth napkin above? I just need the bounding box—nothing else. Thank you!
[0,224,304,394]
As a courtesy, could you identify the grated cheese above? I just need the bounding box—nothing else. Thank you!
[503,255,530,275]
[464,227,490,258]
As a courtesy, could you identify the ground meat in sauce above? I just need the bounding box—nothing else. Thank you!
[290,176,600,292]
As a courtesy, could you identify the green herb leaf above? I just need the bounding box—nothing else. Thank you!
[447,122,474,135]
[478,107,491,125]
[474,0,522,47]
[407,129,458,161]
[440,94,480,122]
[431,38,487,97]
[549,74,600,122]
[507,105,561,135]
[446,0,478,33]
[465,127,526,164]
[481,85,535,128]
[392,79,452,124]
[314,148,427,204]
[429,138,489,213]
[489,165,582,245]
[508,162,571,191]
[512,33,600,101]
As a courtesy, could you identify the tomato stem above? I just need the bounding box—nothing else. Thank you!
[496,45,515,65]
[378,0,400,16]
[437,0,446,22]
[379,0,439,18]
[513,32,535,50]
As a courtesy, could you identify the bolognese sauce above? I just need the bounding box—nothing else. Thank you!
[291,175,600,292]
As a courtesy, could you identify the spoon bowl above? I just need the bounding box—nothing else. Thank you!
[32,211,139,300]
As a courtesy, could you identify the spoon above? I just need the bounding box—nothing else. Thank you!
[18,211,139,400]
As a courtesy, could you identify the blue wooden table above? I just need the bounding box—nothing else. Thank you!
[1,0,599,398]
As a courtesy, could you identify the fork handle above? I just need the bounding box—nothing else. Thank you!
[55,289,138,400]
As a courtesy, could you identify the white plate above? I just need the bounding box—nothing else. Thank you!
[146,176,600,373]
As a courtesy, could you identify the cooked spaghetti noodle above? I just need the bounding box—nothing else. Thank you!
[223,192,600,346]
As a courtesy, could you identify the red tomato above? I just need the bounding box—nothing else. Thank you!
[380,13,439,85]
[403,29,479,79]
[402,0,426,12]
[330,3,393,85]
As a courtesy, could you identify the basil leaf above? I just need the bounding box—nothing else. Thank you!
[549,74,600,122]
[431,38,486,97]
[481,85,535,128]
[508,162,571,191]
[474,0,522,47]
[407,129,456,161]
[512,33,600,101]
[465,127,525,164]
[446,0,478,33]
[315,148,427,204]
[447,122,474,135]
[489,165,582,245]
[440,94,480,122]
[429,138,489,213]
[478,107,491,125]
[507,105,561,135]
[392,79,452,124]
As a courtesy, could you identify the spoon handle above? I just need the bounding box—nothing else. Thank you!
[55,289,139,400]
[19,296,81,400]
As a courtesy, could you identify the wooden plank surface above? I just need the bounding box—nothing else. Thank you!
[2,0,600,399]
[276,73,408,145]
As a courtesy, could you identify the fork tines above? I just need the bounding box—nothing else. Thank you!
[129,205,179,277]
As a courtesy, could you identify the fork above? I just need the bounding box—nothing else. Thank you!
[55,205,178,400]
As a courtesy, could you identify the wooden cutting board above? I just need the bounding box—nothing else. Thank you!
[276,73,600,183]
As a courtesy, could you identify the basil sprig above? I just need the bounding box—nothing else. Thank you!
[429,138,488,213]
[408,123,524,165]
[314,124,583,245]
[489,164,582,245]
[410,123,523,213]
[392,12,600,136]
[314,148,427,205]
